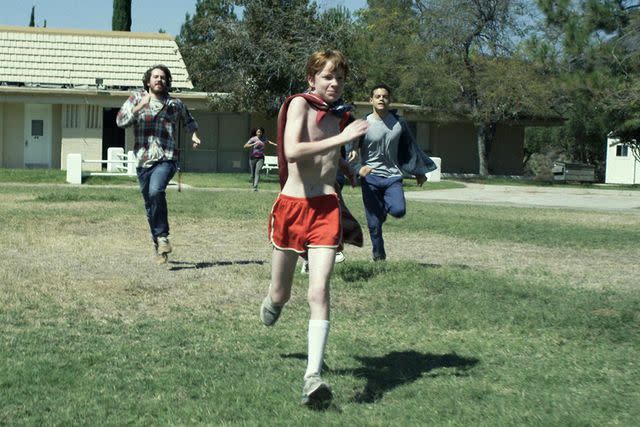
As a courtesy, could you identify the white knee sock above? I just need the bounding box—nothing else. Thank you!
[305,319,330,379]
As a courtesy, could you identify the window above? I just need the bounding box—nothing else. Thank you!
[616,144,629,157]
[86,105,102,129]
[31,120,43,137]
[64,105,80,128]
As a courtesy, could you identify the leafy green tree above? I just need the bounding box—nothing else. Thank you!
[112,0,132,32]
[29,6,35,27]
[349,0,423,101]
[533,0,640,173]
[178,0,357,114]
[406,0,556,176]
[177,0,245,108]
[604,6,640,161]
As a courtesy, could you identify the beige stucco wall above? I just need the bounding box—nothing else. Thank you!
[60,134,103,171]
[0,103,3,166]
[1,103,25,168]
[60,104,103,171]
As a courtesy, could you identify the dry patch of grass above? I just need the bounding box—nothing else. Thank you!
[392,233,639,290]
[3,188,638,330]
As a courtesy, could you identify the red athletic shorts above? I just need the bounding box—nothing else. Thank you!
[268,193,341,254]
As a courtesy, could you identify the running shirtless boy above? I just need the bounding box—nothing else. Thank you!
[260,49,368,407]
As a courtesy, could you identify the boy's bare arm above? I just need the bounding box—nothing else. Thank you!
[284,98,368,163]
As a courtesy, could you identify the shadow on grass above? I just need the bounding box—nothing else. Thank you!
[281,350,478,404]
[335,350,479,403]
[337,261,470,283]
[168,259,266,271]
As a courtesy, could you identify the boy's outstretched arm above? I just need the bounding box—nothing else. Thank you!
[284,98,368,163]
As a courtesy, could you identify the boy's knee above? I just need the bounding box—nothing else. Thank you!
[307,285,328,306]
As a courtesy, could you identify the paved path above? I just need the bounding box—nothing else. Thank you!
[405,182,640,213]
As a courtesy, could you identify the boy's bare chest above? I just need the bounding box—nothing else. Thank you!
[305,109,340,141]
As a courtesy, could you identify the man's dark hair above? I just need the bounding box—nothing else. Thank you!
[143,65,172,92]
[370,83,392,98]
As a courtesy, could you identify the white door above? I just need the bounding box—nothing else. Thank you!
[24,104,52,168]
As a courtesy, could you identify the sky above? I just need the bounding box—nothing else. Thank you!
[0,0,368,37]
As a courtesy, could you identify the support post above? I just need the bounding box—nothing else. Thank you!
[66,153,83,184]
[426,157,442,183]
[127,150,136,176]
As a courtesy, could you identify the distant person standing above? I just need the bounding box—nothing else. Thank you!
[117,64,201,263]
[244,127,276,191]
[354,84,436,261]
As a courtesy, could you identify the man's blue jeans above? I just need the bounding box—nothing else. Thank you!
[137,161,177,241]
[360,174,405,260]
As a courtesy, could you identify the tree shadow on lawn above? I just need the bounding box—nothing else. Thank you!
[283,350,478,404]
[168,259,266,271]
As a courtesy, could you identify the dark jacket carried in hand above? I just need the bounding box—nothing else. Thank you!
[359,109,437,177]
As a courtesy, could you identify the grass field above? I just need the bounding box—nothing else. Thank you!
[1,172,638,425]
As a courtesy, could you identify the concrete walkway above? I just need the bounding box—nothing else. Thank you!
[405,182,640,213]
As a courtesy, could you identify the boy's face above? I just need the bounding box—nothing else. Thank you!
[308,61,345,104]
[370,88,391,115]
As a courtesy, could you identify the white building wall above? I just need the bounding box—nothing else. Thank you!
[60,104,102,171]
[605,137,640,185]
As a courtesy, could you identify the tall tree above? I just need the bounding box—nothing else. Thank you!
[178,0,351,114]
[603,4,640,161]
[408,0,556,176]
[350,0,423,101]
[533,0,640,172]
[112,0,132,31]
[29,6,35,27]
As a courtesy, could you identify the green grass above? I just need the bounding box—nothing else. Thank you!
[0,178,638,425]
[0,167,465,191]
[0,168,67,183]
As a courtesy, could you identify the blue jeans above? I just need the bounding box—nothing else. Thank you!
[361,174,405,260]
[137,161,177,241]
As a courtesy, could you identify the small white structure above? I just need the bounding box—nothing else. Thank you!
[66,149,136,184]
[605,137,640,184]
[426,157,441,182]
[261,155,279,176]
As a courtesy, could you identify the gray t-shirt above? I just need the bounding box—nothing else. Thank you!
[360,113,403,178]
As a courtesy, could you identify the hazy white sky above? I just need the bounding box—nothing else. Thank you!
[0,0,368,37]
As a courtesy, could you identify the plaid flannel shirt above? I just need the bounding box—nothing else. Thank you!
[116,90,199,168]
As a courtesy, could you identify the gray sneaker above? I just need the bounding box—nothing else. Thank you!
[260,296,283,326]
[301,374,332,407]
[157,236,172,255]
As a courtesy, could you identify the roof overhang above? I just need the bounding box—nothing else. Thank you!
[0,86,218,110]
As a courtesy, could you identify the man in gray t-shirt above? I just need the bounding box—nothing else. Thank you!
[354,84,426,261]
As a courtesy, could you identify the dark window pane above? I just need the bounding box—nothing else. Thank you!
[32,120,44,137]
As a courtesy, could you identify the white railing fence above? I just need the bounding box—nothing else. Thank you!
[66,147,136,184]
